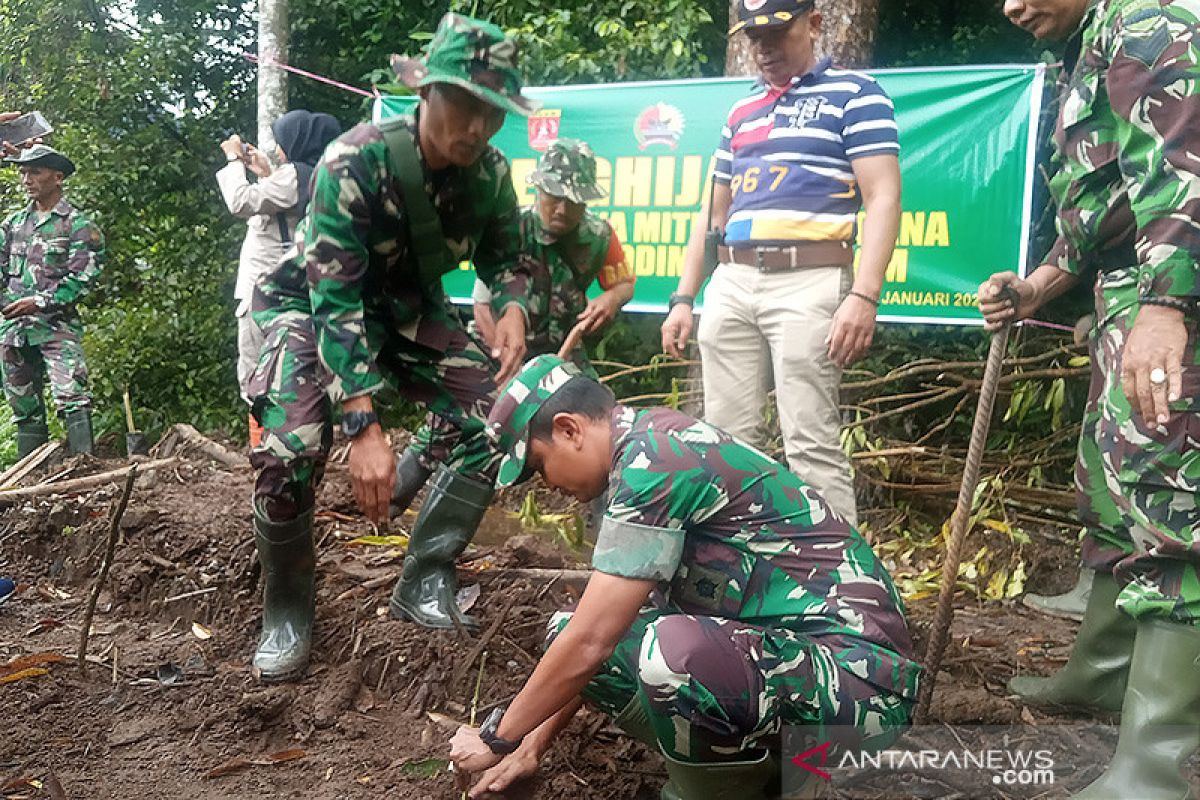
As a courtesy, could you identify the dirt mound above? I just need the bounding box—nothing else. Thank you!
[0,447,1081,799]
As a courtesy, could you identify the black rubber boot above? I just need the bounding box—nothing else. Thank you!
[252,503,316,682]
[1073,619,1200,799]
[15,421,49,459]
[659,746,776,800]
[389,465,493,630]
[1008,572,1134,713]
[390,447,433,518]
[65,409,93,455]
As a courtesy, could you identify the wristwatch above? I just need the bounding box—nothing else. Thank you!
[478,707,522,755]
[340,410,379,439]
[668,293,695,310]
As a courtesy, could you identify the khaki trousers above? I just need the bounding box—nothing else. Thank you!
[697,262,857,526]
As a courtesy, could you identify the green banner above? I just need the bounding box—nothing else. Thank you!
[376,65,1044,325]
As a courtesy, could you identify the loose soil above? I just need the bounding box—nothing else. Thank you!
[0,444,1093,799]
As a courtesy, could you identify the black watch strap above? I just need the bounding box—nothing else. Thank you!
[668,293,695,310]
[341,410,379,439]
[478,707,522,755]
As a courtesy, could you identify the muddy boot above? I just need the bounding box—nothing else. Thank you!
[613,695,657,748]
[252,504,316,682]
[65,409,93,455]
[389,465,492,630]
[659,747,776,800]
[1022,567,1094,621]
[15,421,48,459]
[1008,572,1134,713]
[390,447,433,518]
[1073,619,1200,799]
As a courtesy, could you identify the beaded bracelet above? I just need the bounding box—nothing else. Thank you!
[1139,295,1197,314]
[848,290,880,307]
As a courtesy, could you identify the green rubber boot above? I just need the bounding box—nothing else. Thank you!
[390,447,433,518]
[252,504,316,682]
[15,421,49,459]
[659,746,776,800]
[1073,619,1200,799]
[1023,566,1094,621]
[612,695,656,748]
[1008,572,1134,713]
[389,465,492,630]
[65,409,93,455]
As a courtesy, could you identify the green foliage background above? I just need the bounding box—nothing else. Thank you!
[0,0,1047,450]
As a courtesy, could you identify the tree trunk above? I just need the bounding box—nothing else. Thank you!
[724,0,880,73]
[257,0,288,150]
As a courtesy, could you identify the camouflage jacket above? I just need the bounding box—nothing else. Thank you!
[1044,0,1200,305]
[595,404,922,699]
[515,208,631,353]
[252,116,530,401]
[0,198,105,347]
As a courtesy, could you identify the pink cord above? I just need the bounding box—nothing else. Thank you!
[242,52,376,98]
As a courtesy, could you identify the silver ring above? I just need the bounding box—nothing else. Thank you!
[1150,367,1167,386]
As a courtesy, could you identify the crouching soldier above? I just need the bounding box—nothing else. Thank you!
[449,355,921,799]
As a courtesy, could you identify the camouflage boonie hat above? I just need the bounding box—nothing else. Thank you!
[487,354,583,487]
[527,138,605,204]
[391,13,539,118]
[3,144,75,177]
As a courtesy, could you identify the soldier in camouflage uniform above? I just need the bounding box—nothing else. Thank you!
[449,355,920,800]
[392,138,635,516]
[0,145,104,458]
[244,13,538,681]
[981,1,1200,796]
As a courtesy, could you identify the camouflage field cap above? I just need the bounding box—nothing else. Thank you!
[487,354,583,487]
[391,13,539,118]
[729,0,816,34]
[527,138,605,204]
[3,144,75,177]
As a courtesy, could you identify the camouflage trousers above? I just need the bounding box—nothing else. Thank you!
[1077,267,1200,625]
[547,608,913,763]
[247,312,499,521]
[0,331,91,425]
[406,344,596,471]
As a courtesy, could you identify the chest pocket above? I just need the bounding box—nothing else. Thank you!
[40,237,71,269]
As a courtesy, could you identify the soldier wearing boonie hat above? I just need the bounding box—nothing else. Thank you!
[243,13,541,681]
[1,143,104,459]
[391,138,635,518]
[448,354,920,799]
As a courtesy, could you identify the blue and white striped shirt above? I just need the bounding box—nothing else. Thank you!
[714,58,899,246]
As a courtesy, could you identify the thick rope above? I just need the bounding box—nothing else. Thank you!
[915,323,1010,722]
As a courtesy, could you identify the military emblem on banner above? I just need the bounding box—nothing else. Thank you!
[634,103,685,150]
[528,109,562,152]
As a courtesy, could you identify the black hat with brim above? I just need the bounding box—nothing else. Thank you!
[729,0,816,34]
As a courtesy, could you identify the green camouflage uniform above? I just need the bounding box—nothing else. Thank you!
[1044,0,1200,624]
[0,198,104,425]
[488,356,921,763]
[247,112,531,518]
[407,139,632,470]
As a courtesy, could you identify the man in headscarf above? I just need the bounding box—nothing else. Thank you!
[0,144,105,457]
[216,110,342,439]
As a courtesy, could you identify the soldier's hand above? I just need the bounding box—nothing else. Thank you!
[660,304,693,359]
[2,298,41,319]
[827,292,878,367]
[492,306,527,387]
[978,272,1037,331]
[468,747,542,798]
[348,424,396,524]
[576,292,620,334]
[1121,304,1188,427]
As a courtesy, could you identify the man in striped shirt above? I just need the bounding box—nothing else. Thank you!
[661,0,901,525]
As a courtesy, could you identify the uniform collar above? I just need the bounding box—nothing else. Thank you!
[24,197,72,217]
